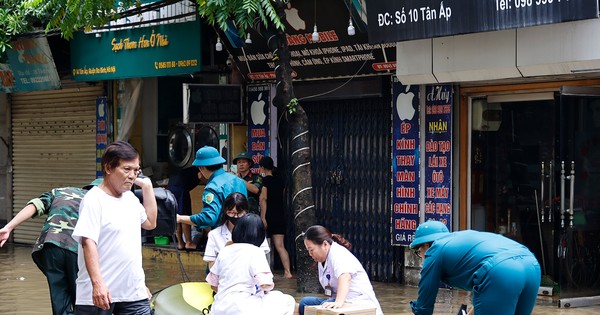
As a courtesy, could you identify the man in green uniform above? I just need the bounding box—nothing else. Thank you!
[0,178,102,315]
[233,152,262,215]
[178,146,247,229]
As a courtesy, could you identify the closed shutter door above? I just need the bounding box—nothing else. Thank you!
[10,82,104,244]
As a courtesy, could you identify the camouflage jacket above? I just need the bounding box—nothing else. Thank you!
[29,187,86,254]
[241,172,263,215]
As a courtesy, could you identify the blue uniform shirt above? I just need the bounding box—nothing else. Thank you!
[411,230,536,315]
[189,168,247,229]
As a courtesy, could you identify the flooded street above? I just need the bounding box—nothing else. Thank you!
[2,244,600,314]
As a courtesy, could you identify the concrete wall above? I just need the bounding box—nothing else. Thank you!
[397,19,600,84]
[0,93,9,226]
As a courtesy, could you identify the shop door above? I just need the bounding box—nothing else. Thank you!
[556,86,600,298]
[303,97,400,281]
[470,88,600,298]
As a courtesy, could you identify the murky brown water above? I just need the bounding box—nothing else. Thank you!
[2,244,600,314]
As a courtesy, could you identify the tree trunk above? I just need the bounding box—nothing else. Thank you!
[271,1,320,293]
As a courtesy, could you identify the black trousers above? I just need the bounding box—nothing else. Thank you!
[32,243,78,315]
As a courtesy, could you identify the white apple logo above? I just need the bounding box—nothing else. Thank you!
[251,92,267,125]
[285,3,306,31]
[396,85,416,121]
[98,102,105,118]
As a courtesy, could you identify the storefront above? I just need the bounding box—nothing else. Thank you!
[222,0,401,281]
[368,0,600,303]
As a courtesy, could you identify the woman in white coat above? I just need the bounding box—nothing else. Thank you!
[206,213,297,315]
[299,225,383,315]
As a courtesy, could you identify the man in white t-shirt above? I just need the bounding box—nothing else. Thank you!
[72,141,157,315]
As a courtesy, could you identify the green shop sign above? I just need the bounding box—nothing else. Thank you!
[71,20,201,81]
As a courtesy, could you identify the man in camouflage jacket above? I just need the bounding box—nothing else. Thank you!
[0,179,101,315]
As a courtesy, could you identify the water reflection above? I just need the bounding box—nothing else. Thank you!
[2,244,600,314]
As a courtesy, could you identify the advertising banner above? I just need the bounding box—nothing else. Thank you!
[223,0,395,81]
[424,85,453,230]
[96,97,109,178]
[366,0,599,44]
[391,78,420,246]
[3,37,60,92]
[247,84,271,174]
[71,20,201,81]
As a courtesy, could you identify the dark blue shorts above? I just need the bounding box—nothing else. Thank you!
[75,299,151,315]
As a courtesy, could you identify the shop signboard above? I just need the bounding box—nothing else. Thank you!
[71,20,201,81]
[391,78,420,246]
[96,97,109,178]
[424,84,453,230]
[366,0,599,44]
[222,0,395,81]
[2,37,60,92]
[247,84,271,174]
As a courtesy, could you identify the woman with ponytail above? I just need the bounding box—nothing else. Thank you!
[300,225,383,315]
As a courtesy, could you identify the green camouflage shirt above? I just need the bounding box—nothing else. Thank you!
[242,172,263,215]
[29,187,86,254]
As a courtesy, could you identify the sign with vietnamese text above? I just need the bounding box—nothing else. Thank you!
[71,20,201,80]
[3,37,60,92]
[391,78,420,246]
[366,0,599,43]
[247,85,271,174]
[223,0,395,81]
[424,85,453,230]
[96,97,108,178]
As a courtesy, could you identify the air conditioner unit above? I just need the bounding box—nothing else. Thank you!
[472,99,502,131]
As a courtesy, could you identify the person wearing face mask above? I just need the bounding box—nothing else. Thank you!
[206,213,297,315]
[300,225,383,315]
[177,146,247,231]
[203,192,270,269]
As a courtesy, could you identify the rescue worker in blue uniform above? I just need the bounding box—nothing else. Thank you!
[177,146,247,229]
[409,220,541,315]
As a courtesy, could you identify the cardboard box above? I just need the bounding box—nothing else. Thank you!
[304,304,376,315]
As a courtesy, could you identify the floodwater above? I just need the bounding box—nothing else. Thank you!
[2,244,600,314]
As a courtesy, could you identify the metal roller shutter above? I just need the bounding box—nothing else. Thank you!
[10,82,104,244]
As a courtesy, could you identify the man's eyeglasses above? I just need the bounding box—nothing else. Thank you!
[413,246,424,259]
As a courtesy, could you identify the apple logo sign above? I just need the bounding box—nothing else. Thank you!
[396,85,416,121]
[251,92,267,125]
[98,101,105,118]
[284,3,306,31]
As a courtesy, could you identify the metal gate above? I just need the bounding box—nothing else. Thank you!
[302,96,403,282]
[10,82,103,244]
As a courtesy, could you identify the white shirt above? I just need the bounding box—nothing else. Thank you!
[318,242,383,315]
[207,243,295,315]
[72,187,148,305]
[203,224,270,262]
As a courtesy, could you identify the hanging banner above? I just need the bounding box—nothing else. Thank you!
[247,84,271,174]
[424,85,453,230]
[222,0,395,81]
[3,37,60,92]
[366,0,599,44]
[96,97,108,178]
[391,78,420,246]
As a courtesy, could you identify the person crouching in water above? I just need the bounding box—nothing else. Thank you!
[299,225,383,315]
[409,220,540,315]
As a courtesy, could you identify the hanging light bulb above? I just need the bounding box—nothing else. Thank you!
[245,33,252,44]
[312,0,319,42]
[312,25,319,42]
[215,37,223,51]
[347,19,355,36]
